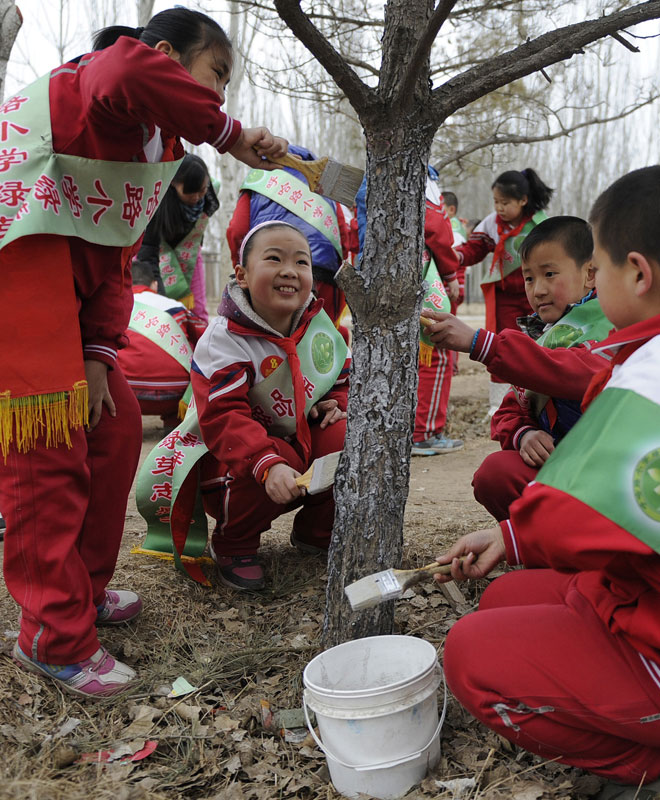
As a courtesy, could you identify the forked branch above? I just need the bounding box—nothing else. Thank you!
[273,0,378,114]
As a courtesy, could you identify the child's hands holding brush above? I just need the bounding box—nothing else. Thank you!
[433,527,506,582]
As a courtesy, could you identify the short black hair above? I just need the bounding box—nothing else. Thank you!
[132,259,157,287]
[443,191,458,209]
[519,216,593,267]
[589,165,660,266]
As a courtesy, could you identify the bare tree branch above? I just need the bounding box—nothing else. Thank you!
[273,0,378,112]
[610,31,640,52]
[430,2,660,122]
[394,0,460,111]
[433,93,660,171]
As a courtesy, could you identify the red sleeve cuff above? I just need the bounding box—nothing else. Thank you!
[83,344,117,369]
[500,519,523,566]
[213,116,242,154]
[469,329,496,363]
[513,426,535,450]
[252,452,287,484]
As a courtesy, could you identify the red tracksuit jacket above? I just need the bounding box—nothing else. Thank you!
[502,315,660,665]
[48,37,241,368]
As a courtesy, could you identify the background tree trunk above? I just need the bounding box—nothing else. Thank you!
[0,0,22,101]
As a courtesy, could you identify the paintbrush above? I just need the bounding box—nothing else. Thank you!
[295,451,342,495]
[270,152,364,207]
[344,559,465,610]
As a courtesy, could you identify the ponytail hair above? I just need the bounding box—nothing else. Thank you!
[93,7,232,67]
[492,168,553,215]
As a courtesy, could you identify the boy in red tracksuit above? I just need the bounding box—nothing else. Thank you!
[434,166,660,796]
[0,8,288,698]
[423,216,612,519]
[191,221,350,590]
[117,260,206,426]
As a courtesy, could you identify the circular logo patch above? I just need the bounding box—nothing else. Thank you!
[260,355,283,378]
[633,447,660,523]
[311,332,334,374]
[541,324,583,349]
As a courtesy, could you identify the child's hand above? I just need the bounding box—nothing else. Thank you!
[433,527,505,583]
[229,127,288,168]
[309,399,347,429]
[264,463,303,505]
[421,311,476,352]
[519,429,555,467]
[445,278,460,303]
[84,359,116,430]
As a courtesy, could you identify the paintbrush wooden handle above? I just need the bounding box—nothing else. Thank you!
[295,467,312,489]
[400,559,465,589]
[267,152,328,190]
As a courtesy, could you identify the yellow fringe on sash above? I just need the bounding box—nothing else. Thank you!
[0,381,89,460]
[179,293,195,310]
[131,545,214,565]
[178,398,189,420]
[419,341,434,367]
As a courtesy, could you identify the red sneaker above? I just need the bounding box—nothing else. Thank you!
[215,555,265,590]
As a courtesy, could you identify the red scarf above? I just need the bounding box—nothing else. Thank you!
[490,214,531,281]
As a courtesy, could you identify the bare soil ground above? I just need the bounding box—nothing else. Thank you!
[0,354,604,800]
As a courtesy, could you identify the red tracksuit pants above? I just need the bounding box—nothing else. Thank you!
[444,569,660,783]
[201,418,346,556]
[0,368,142,664]
[472,450,538,521]
[414,345,452,443]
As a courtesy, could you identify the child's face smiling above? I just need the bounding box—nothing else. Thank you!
[236,228,313,335]
[492,187,527,225]
[522,240,594,324]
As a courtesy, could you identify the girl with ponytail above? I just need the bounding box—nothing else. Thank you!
[454,167,554,412]
[1,7,288,699]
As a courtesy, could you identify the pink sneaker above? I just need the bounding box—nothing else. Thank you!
[96,589,143,625]
[13,643,135,698]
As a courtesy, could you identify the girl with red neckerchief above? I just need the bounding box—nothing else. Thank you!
[455,168,553,413]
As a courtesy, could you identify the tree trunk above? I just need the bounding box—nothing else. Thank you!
[323,120,435,647]
[0,0,22,102]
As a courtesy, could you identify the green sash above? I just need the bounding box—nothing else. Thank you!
[160,179,219,300]
[0,74,181,250]
[451,217,467,240]
[537,385,660,553]
[134,407,212,585]
[247,311,349,437]
[535,297,612,350]
[128,300,193,372]
[419,249,450,364]
[134,309,348,583]
[481,211,547,286]
[240,168,342,257]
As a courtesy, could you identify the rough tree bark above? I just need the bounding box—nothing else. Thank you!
[271,0,660,647]
[0,0,22,101]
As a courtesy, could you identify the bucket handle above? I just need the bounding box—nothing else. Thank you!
[303,665,447,772]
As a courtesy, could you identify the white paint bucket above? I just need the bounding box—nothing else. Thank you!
[303,635,445,800]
